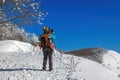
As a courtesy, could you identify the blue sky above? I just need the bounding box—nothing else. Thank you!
[25,0,120,52]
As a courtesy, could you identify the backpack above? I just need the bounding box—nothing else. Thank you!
[40,34,51,47]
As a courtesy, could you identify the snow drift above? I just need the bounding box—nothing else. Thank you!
[0,40,34,53]
[0,40,120,80]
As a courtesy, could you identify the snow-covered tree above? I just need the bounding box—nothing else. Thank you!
[0,0,45,43]
[0,21,39,43]
[0,0,5,5]
[0,0,47,26]
[31,33,39,44]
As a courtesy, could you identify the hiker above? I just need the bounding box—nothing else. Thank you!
[39,26,55,71]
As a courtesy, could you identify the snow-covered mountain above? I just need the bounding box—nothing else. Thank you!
[0,40,120,80]
[66,48,120,76]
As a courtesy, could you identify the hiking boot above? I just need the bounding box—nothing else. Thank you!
[49,69,53,71]
[40,68,46,71]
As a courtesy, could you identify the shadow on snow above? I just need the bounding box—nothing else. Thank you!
[0,68,41,72]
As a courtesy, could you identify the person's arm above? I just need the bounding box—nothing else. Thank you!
[40,42,42,49]
[39,36,43,49]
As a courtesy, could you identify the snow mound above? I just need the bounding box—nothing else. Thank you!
[0,40,33,53]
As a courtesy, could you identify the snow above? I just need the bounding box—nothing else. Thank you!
[0,40,120,80]
[102,50,120,75]
[0,40,34,53]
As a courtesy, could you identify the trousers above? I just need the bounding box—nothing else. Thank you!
[42,46,53,70]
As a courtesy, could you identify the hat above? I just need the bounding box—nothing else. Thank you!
[43,26,48,31]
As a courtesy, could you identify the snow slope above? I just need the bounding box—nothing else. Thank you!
[0,40,33,53]
[102,50,120,75]
[0,40,120,80]
[66,48,120,76]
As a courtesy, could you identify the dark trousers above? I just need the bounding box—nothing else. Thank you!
[42,47,53,70]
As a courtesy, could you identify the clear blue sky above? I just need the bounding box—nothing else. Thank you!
[25,0,120,52]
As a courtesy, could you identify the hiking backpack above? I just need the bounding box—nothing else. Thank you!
[40,34,51,47]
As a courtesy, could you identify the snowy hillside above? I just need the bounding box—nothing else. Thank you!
[66,48,120,76]
[102,50,120,75]
[0,40,120,80]
[0,40,34,53]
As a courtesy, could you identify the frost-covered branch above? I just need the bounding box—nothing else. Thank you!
[0,0,47,26]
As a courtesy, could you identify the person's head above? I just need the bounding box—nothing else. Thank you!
[43,26,49,33]
[51,29,54,34]
[43,26,47,31]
